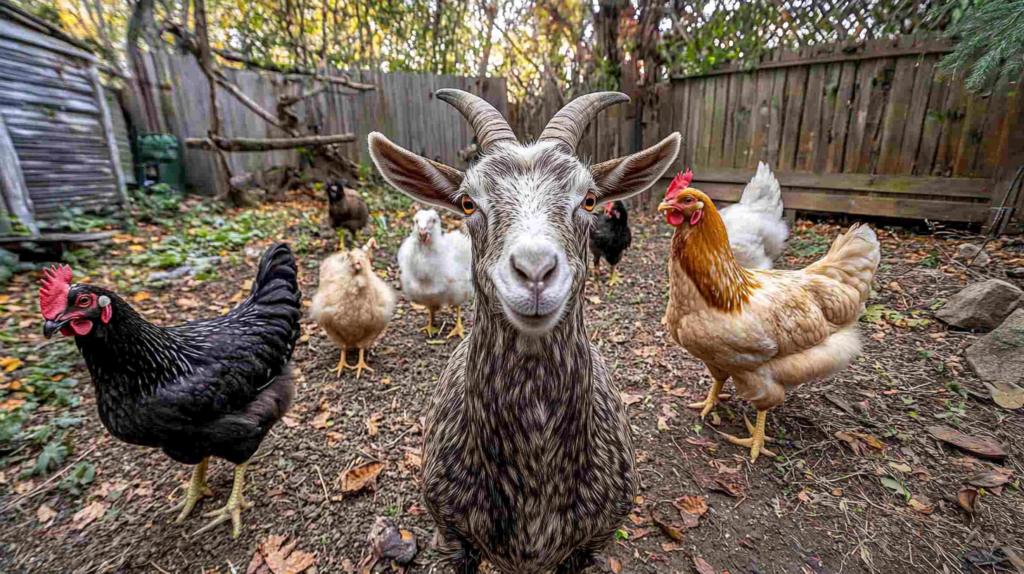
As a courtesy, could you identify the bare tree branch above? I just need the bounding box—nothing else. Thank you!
[186,134,356,152]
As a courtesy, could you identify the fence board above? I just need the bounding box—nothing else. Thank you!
[877,56,919,173]
[796,63,825,171]
[898,57,936,174]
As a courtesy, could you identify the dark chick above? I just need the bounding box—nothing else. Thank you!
[327,179,370,248]
[39,244,302,538]
[589,200,632,285]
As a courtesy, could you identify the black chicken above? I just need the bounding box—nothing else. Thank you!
[590,200,632,285]
[327,179,369,248]
[40,244,302,538]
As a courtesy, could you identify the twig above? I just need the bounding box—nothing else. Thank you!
[314,465,330,503]
[1,445,98,513]
[149,562,172,574]
[186,133,356,152]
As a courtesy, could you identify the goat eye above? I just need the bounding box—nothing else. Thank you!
[460,195,476,215]
[582,192,597,212]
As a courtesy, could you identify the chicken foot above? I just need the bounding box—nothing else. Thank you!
[607,266,622,286]
[687,378,731,419]
[331,349,352,377]
[723,410,776,463]
[193,462,252,538]
[350,348,374,378]
[419,307,440,336]
[446,306,466,339]
[170,457,214,523]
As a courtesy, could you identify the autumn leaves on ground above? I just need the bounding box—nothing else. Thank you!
[2,187,1024,574]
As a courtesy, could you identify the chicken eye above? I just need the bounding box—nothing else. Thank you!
[76,295,91,307]
[582,192,597,212]
[460,195,476,215]
[683,196,693,204]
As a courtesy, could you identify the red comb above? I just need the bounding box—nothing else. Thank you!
[39,265,73,320]
[665,169,694,201]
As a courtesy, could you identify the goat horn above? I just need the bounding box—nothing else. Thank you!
[435,89,517,153]
[539,92,630,154]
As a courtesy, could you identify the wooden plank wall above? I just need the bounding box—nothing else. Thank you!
[651,37,1024,227]
[158,52,508,196]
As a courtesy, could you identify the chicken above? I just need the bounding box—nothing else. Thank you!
[310,238,396,378]
[398,209,472,339]
[718,161,789,270]
[39,244,301,536]
[327,179,370,248]
[590,200,632,285]
[658,170,879,462]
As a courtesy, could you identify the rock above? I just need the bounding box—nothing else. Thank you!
[935,279,1023,330]
[1007,267,1024,279]
[146,266,193,282]
[966,308,1024,384]
[953,243,990,267]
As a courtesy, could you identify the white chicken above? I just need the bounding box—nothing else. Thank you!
[398,209,473,339]
[718,161,790,269]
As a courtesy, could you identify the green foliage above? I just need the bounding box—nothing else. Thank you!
[788,230,830,258]
[936,0,1024,91]
[26,441,68,477]
[59,462,96,496]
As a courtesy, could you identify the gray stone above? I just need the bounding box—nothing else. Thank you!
[966,309,1024,384]
[954,243,991,267]
[935,279,1023,330]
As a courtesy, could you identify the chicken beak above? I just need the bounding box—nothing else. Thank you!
[43,317,70,339]
[657,201,676,212]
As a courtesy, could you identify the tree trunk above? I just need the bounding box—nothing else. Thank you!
[477,0,497,78]
[193,0,233,200]
[431,0,444,74]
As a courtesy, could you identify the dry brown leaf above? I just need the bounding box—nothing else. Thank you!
[310,410,332,430]
[693,556,716,574]
[908,494,935,514]
[608,557,622,573]
[967,469,1013,489]
[259,535,316,574]
[661,542,678,552]
[175,297,200,309]
[404,449,422,470]
[928,426,1007,460]
[649,508,684,542]
[957,487,978,514]
[620,392,643,406]
[36,504,56,524]
[406,503,428,515]
[340,462,384,493]
[657,417,670,432]
[675,495,708,517]
[71,500,106,530]
[326,431,345,447]
[132,291,152,302]
[367,412,382,436]
[888,462,912,473]
[280,416,298,428]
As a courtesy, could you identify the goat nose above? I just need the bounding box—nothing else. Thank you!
[510,242,559,289]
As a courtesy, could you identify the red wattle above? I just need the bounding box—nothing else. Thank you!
[70,319,93,336]
[690,210,703,226]
[666,211,686,226]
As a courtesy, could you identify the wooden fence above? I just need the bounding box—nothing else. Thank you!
[644,37,1024,231]
[153,52,507,196]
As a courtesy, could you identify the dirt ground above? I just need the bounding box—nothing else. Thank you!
[2,194,1024,574]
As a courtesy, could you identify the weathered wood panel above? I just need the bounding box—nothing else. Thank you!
[661,37,1024,229]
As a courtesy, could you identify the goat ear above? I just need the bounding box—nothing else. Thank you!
[368,132,464,212]
[591,133,681,203]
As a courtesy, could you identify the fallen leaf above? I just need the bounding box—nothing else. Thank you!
[608,557,622,573]
[367,412,382,436]
[258,535,316,574]
[908,494,935,514]
[71,501,107,530]
[674,495,708,517]
[406,503,428,515]
[1,357,24,373]
[588,296,601,305]
[957,487,978,514]
[927,425,1007,460]
[657,417,670,432]
[175,297,200,308]
[661,542,678,552]
[36,504,56,524]
[326,431,345,447]
[649,508,684,542]
[310,410,332,430]
[404,449,422,470]
[983,382,1024,410]
[849,432,884,450]
[340,462,384,493]
[888,462,912,473]
[967,470,1013,489]
[620,392,643,406]
[880,476,910,499]
[693,556,716,574]
[133,291,152,302]
[280,416,298,428]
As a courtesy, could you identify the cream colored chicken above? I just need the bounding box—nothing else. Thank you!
[311,238,396,378]
[658,170,879,462]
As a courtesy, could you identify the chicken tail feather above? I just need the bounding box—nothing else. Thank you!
[737,161,784,220]
[251,243,302,310]
[804,223,880,306]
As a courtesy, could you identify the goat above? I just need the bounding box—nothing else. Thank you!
[368,90,681,574]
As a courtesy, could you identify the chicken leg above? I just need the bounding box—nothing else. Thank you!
[194,462,252,538]
[331,349,351,377]
[171,457,214,523]
[446,306,466,339]
[723,410,777,463]
[419,307,440,336]
[350,348,374,378]
[687,378,731,419]
[607,266,622,286]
